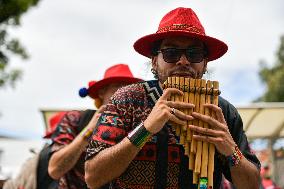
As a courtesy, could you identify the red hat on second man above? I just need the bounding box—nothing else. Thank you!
[79,64,143,99]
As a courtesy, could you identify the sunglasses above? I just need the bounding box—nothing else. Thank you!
[157,47,207,63]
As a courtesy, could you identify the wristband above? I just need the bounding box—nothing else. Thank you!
[227,146,243,167]
[127,123,151,149]
[80,127,93,141]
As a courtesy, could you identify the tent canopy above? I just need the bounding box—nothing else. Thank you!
[237,102,284,139]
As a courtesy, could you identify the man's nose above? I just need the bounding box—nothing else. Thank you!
[176,54,190,66]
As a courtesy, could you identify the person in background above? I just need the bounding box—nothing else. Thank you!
[85,7,261,189]
[2,112,66,189]
[260,163,281,189]
[42,112,67,140]
[48,64,142,189]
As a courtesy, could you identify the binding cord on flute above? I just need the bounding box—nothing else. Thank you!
[163,76,220,189]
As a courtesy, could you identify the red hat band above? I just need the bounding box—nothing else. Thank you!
[157,24,203,35]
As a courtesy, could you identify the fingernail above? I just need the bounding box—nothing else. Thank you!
[187,116,194,120]
[192,112,198,116]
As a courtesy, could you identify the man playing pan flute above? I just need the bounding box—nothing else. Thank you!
[85,7,260,189]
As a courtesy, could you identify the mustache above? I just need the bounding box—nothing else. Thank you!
[168,66,197,78]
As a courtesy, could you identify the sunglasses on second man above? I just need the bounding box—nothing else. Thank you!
[157,47,207,64]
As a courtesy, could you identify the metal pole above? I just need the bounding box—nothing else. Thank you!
[268,138,276,182]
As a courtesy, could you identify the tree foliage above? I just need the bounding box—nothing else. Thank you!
[258,36,284,102]
[0,0,40,88]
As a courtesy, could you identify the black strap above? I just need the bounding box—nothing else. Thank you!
[37,145,59,189]
[77,109,96,131]
[154,125,169,189]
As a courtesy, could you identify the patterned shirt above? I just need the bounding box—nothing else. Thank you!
[86,80,260,189]
[51,110,90,189]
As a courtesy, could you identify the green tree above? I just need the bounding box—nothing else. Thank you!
[0,0,40,88]
[258,35,284,102]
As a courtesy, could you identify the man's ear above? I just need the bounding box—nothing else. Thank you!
[97,87,106,100]
[152,56,158,70]
[203,59,208,73]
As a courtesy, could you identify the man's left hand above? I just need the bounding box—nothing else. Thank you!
[188,104,237,156]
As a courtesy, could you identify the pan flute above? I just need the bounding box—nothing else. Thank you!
[163,77,220,189]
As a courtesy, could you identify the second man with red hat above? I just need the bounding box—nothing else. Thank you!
[47,64,142,189]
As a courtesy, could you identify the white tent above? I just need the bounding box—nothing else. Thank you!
[237,102,284,186]
[237,102,284,139]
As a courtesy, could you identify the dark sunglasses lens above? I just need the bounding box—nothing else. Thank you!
[162,49,181,63]
[186,49,205,63]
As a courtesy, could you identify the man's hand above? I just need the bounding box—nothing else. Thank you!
[188,104,237,156]
[144,88,194,134]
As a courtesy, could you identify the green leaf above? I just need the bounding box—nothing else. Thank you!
[0,0,41,88]
[257,35,284,102]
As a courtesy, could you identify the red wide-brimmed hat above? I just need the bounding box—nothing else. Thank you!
[43,111,66,139]
[134,7,228,61]
[79,64,143,99]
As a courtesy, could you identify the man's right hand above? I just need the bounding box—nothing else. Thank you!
[144,88,195,134]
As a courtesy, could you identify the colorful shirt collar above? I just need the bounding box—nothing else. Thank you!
[142,80,163,107]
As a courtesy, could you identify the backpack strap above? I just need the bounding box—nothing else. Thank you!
[37,145,59,189]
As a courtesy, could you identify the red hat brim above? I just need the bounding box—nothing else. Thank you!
[134,31,228,62]
[43,131,53,139]
[88,76,143,99]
